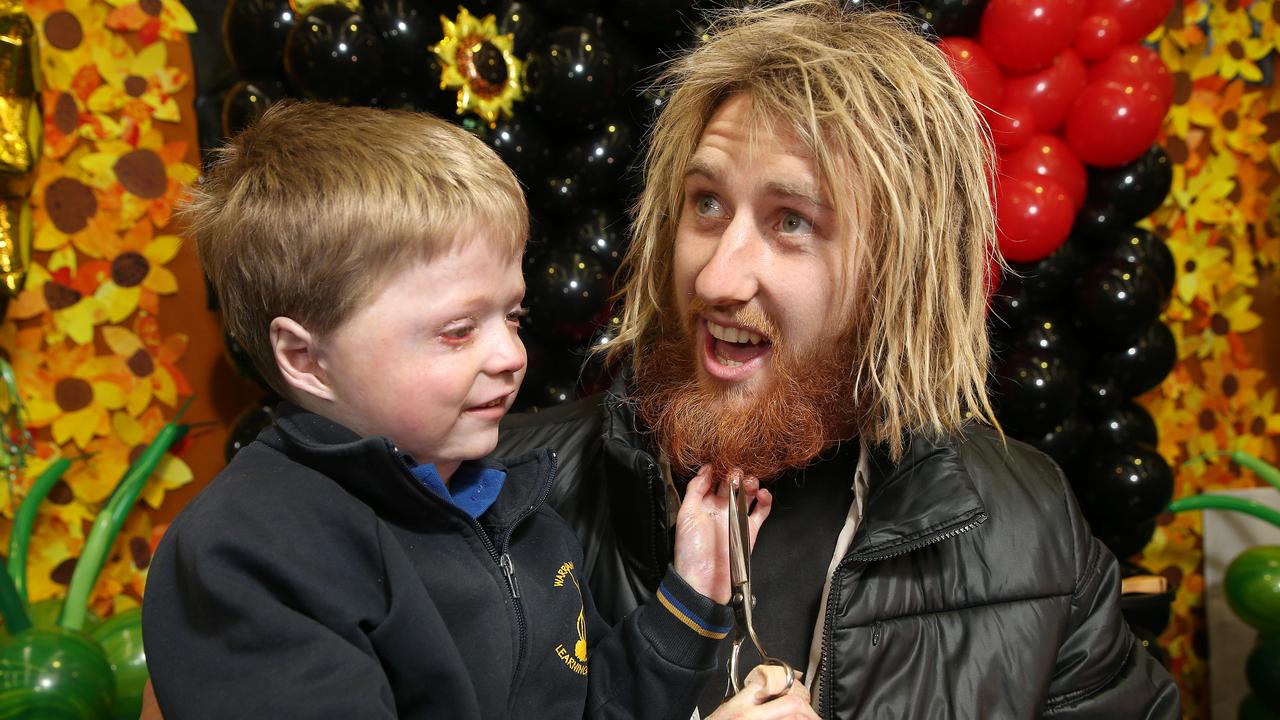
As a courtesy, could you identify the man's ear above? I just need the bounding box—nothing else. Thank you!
[269,317,335,402]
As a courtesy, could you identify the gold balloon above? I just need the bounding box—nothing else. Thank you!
[287,0,360,17]
[0,201,31,296]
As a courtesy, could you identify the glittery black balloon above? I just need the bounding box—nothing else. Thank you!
[1101,227,1175,304]
[1010,238,1083,300]
[1089,320,1177,397]
[1096,519,1159,561]
[224,399,277,462]
[1079,376,1124,414]
[524,26,619,136]
[485,115,551,183]
[1075,258,1164,349]
[222,77,289,136]
[1090,400,1159,448]
[562,204,629,272]
[1012,316,1080,365]
[988,274,1035,333]
[1072,443,1173,528]
[1073,203,1124,244]
[565,118,637,197]
[283,5,387,105]
[497,0,546,56]
[223,0,295,76]
[1027,413,1088,471]
[1085,145,1172,227]
[993,350,1080,437]
[363,0,446,80]
[906,0,986,37]
[527,247,611,331]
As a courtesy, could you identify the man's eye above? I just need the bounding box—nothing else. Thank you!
[779,211,813,235]
[695,194,723,217]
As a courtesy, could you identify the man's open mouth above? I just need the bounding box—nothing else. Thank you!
[706,319,772,367]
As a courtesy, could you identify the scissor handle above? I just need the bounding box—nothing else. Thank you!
[728,640,794,700]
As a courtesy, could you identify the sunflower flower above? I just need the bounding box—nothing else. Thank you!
[102,0,196,45]
[25,0,109,91]
[1202,6,1271,82]
[18,342,130,449]
[29,154,122,258]
[89,220,179,323]
[101,323,189,414]
[78,129,198,229]
[111,406,193,509]
[1149,0,1209,49]
[88,36,188,124]
[7,258,108,346]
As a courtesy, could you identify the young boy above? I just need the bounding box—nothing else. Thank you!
[141,102,774,719]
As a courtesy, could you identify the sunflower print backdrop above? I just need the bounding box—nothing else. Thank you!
[1138,1,1280,717]
[0,0,195,620]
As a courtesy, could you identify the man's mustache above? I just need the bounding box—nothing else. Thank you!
[683,298,781,346]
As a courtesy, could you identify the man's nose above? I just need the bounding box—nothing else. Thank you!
[694,214,763,306]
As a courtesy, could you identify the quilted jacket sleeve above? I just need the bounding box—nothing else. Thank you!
[1041,469,1182,718]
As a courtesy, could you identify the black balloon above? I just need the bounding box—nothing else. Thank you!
[1072,442,1173,527]
[906,0,987,37]
[1074,258,1163,348]
[1079,376,1124,414]
[526,247,611,331]
[1102,227,1175,304]
[993,351,1080,437]
[223,0,295,76]
[1010,238,1082,300]
[284,5,387,105]
[564,118,637,198]
[224,399,277,463]
[1089,320,1176,397]
[524,26,619,136]
[485,115,551,183]
[1085,145,1172,227]
[1090,400,1159,448]
[362,0,445,81]
[222,77,289,137]
[988,274,1035,333]
[1096,518,1158,561]
[1011,316,1080,365]
[1073,203,1125,244]
[223,327,270,391]
[497,0,546,56]
[1027,413,1088,471]
[566,204,629,272]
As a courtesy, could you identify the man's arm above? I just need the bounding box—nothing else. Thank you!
[1041,470,1182,718]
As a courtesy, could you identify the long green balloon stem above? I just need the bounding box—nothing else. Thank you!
[8,456,73,603]
[1168,495,1280,530]
[1184,450,1280,493]
[0,556,31,633]
[59,399,193,632]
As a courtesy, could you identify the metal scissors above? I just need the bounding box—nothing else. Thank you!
[725,475,793,700]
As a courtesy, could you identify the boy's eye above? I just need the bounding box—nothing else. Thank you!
[507,307,530,325]
[442,325,474,341]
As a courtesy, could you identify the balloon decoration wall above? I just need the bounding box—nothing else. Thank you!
[203,0,1279,711]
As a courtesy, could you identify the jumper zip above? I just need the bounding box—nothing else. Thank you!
[818,512,987,719]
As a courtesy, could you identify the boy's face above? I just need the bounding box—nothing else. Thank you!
[314,237,527,479]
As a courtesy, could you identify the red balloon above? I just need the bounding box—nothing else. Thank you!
[1065,79,1165,167]
[939,37,1004,114]
[996,177,1075,262]
[1003,49,1087,133]
[1002,134,1088,208]
[988,102,1035,150]
[980,0,1087,72]
[1089,44,1172,110]
[1087,0,1174,44]
[1074,13,1125,62]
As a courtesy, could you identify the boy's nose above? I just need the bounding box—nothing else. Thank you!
[485,328,526,377]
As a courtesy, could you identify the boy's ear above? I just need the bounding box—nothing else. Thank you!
[269,317,335,402]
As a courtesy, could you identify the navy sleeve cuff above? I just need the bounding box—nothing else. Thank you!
[638,566,734,669]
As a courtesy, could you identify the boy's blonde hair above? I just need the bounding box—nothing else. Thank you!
[614,1,1001,459]
[184,102,528,396]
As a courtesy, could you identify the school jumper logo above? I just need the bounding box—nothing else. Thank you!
[553,560,588,676]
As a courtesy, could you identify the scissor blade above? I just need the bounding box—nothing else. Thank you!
[726,477,752,589]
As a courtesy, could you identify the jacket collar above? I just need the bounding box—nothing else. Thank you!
[260,402,555,531]
[599,375,988,565]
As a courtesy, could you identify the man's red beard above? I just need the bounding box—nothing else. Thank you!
[634,304,857,484]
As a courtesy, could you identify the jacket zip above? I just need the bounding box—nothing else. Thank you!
[392,441,559,692]
[818,513,987,719]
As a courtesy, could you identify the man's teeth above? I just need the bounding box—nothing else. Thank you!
[707,320,764,345]
[714,350,744,368]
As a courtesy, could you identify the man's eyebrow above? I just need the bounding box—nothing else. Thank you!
[764,179,830,210]
[683,156,723,183]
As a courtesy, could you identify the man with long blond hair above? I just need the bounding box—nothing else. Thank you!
[498,1,1179,717]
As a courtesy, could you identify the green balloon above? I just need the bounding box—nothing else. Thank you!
[1239,693,1274,720]
[90,608,147,720]
[1246,633,1280,714]
[0,627,115,720]
[1227,546,1280,633]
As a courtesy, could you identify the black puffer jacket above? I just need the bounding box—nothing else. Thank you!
[495,381,1182,719]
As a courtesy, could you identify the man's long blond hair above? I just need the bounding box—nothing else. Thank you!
[613,1,1001,458]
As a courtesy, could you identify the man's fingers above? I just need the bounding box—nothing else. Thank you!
[748,488,773,541]
[744,664,793,698]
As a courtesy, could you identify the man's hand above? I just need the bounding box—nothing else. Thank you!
[674,467,773,603]
[706,665,818,720]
